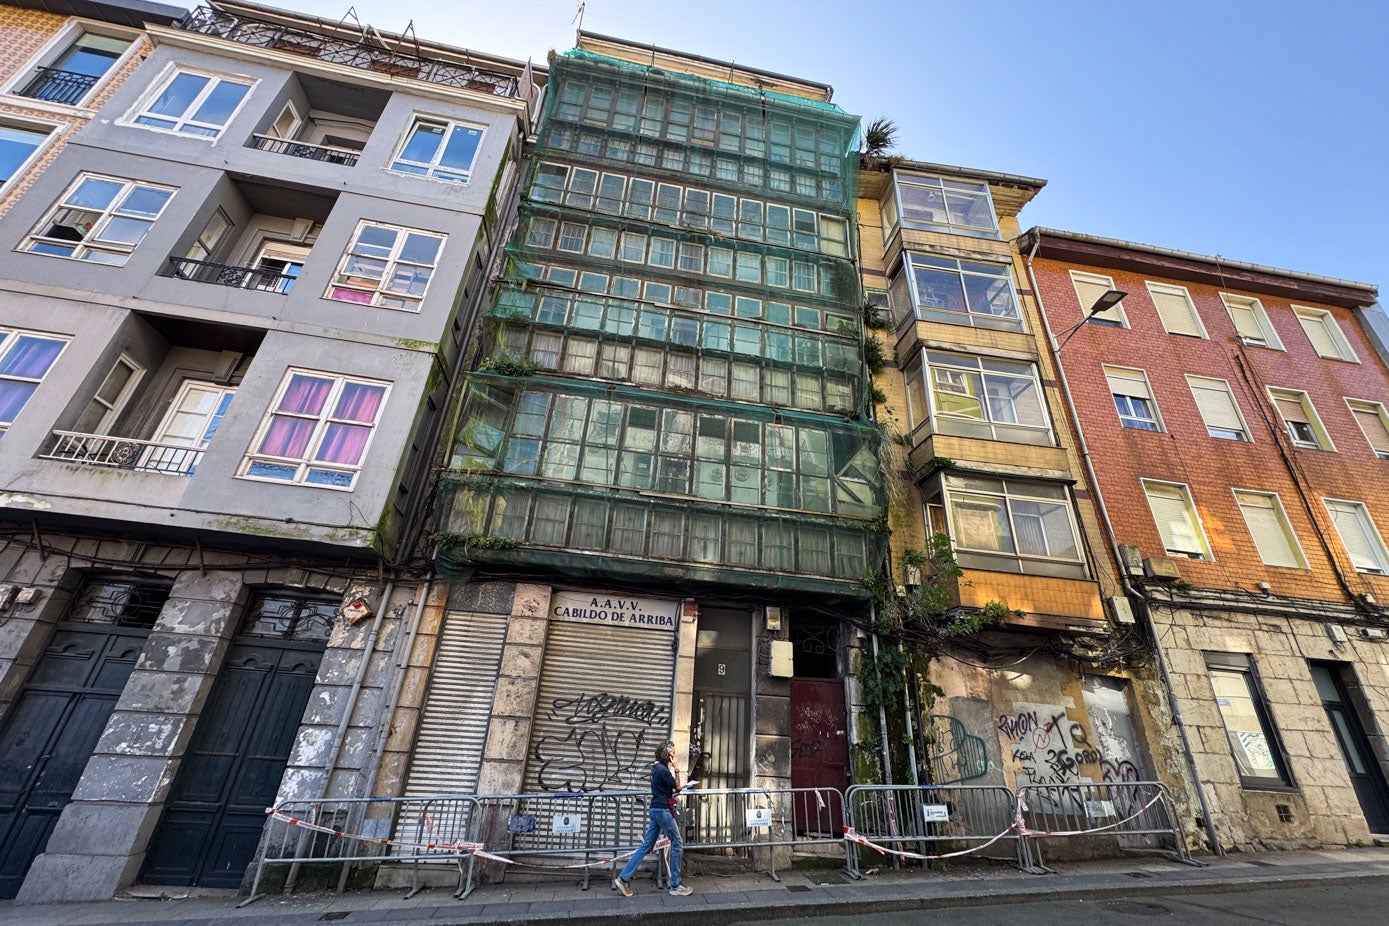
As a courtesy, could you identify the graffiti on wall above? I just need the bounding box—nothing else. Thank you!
[995,702,1103,814]
[532,691,670,792]
[925,715,993,784]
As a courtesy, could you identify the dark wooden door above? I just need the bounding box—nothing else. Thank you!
[142,641,322,887]
[789,678,848,835]
[0,626,146,898]
[1311,664,1389,835]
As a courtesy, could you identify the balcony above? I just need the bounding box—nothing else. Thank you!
[43,431,208,475]
[168,256,299,293]
[178,5,523,98]
[249,134,360,166]
[18,67,96,106]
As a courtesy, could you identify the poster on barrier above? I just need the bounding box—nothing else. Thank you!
[552,813,582,834]
[745,807,772,828]
[508,814,536,834]
[1085,800,1116,819]
[922,804,950,822]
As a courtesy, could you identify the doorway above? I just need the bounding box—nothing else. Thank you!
[789,617,847,835]
[1310,663,1389,835]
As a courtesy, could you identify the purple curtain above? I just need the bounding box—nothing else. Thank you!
[0,336,65,378]
[335,382,385,423]
[258,417,315,458]
[0,382,37,424]
[316,423,370,465]
[278,374,333,415]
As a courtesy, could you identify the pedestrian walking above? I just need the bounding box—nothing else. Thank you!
[613,743,693,897]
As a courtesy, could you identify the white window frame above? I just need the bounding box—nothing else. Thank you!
[266,100,302,140]
[388,114,486,184]
[81,352,144,434]
[0,327,69,436]
[1103,365,1163,431]
[21,172,176,265]
[0,118,64,197]
[1220,293,1284,349]
[123,65,256,139]
[1186,374,1251,442]
[1267,387,1335,451]
[1,19,142,110]
[1233,489,1308,570]
[922,351,1054,444]
[144,379,235,474]
[1346,398,1389,460]
[1292,306,1359,363]
[326,220,445,311]
[1142,479,1213,561]
[1070,270,1127,327]
[888,171,1001,240]
[239,369,391,491]
[1323,498,1389,574]
[1145,281,1208,338]
[938,475,1086,568]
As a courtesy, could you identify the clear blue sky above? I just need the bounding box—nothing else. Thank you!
[289,0,1386,289]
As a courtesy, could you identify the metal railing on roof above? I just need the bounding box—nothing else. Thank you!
[177,6,520,98]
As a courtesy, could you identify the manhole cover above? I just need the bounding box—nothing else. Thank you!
[1098,901,1172,917]
[786,885,812,893]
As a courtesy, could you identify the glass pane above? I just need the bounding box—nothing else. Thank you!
[1210,669,1282,781]
[67,176,122,209]
[438,124,483,175]
[190,79,249,127]
[398,121,444,164]
[117,186,172,218]
[143,72,207,117]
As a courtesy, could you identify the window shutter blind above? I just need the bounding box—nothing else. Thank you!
[1073,275,1122,324]
[1273,393,1309,424]
[1104,366,1150,398]
[1236,492,1301,568]
[1327,503,1385,572]
[1145,484,1202,555]
[1297,313,1341,358]
[1189,378,1243,432]
[1227,302,1264,341]
[1352,405,1389,455]
[1150,286,1202,336]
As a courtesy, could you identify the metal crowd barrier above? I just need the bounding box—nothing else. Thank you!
[843,784,1030,877]
[243,795,481,906]
[460,790,652,897]
[681,786,846,882]
[1016,780,1202,870]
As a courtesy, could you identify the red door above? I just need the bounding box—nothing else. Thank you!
[789,678,848,835]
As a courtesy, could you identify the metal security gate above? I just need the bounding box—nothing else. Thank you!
[0,626,147,898]
[403,611,509,799]
[142,641,323,887]
[523,596,678,794]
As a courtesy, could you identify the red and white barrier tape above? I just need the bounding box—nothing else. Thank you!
[843,822,1019,861]
[1015,791,1166,837]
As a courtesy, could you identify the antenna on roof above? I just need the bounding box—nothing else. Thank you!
[573,1,585,43]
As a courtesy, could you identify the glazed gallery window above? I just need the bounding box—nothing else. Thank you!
[893,253,1021,331]
[912,351,1052,446]
[883,172,999,239]
[327,222,444,310]
[0,329,67,437]
[130,69,253,138]
[22,173,174,265]
[1205,653,1293,789]
[390,117,484,183]
[240,370,389,489]
[929,474,1085,579]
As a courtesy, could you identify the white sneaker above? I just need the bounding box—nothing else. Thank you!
[613,877,632,897]
[669,883,693,896]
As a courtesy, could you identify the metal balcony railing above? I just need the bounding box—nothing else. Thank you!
[249,133,361,165]
[44,431,204,475]
[178,6,521,98]
[19,67,97,106]
[168,257,298,293]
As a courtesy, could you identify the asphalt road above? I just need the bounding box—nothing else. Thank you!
[736,880,1389,925]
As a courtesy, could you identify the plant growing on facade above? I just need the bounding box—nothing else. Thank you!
[478,353,536,376]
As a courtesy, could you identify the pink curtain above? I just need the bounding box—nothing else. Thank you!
[316,423,370,465]
[278,374,332,415]
[335,382,385,422]
[258,417,315,458]
[0,336,65,378]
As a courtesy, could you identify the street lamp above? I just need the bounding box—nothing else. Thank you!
[1055,289,1127,350]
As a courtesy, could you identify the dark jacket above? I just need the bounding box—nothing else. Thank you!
[649,761,677,809]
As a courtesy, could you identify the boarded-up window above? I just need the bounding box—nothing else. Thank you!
[1187,376,1248,441]
[1147,282,1205,337]
[1235,491,1305,569]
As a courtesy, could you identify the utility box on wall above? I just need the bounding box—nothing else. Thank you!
[769,640,794,677]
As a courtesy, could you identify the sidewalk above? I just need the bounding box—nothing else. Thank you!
[4,848,1389,926]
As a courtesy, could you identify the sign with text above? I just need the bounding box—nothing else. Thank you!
[745,807,772,828]
[551,590,679,632]
[552,813,582,834]
[922,804,950,823]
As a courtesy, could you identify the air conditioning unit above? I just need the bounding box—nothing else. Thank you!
[1143,557,1181,581]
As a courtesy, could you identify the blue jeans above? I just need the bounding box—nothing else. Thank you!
[619,807,682,886]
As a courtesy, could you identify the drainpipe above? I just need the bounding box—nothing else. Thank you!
[1022,236,1223,856]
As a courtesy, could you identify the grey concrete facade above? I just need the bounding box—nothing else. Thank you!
[0,2,532,903]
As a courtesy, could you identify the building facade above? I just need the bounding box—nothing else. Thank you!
[0,0,533,901]
[1023,228,1389,849]
[0,0,184,217]
[423,31,885,839]
[861,166,1197,836]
